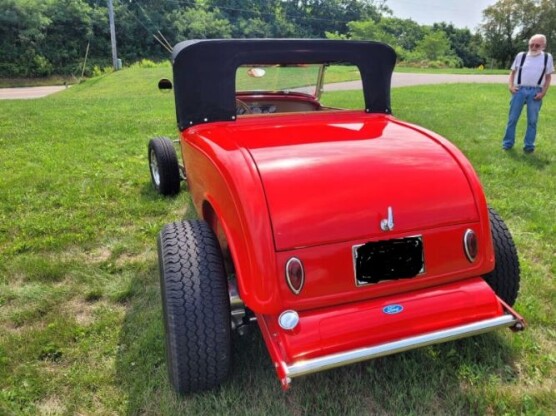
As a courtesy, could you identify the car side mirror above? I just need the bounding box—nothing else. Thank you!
[158,78,173,91]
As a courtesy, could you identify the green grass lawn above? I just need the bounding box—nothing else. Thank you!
[0,67,554,415]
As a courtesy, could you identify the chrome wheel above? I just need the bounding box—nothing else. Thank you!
[147,137,180,196]
[150,149,161,186]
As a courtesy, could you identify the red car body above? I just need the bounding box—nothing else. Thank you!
[152,39,524,393]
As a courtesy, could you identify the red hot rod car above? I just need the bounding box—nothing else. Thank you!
[148,39,524,394]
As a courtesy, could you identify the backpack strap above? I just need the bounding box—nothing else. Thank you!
[517,52,526,85]
[536,52,549,86]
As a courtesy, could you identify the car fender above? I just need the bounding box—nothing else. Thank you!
[390,117,495,269]
[181,125,281,313]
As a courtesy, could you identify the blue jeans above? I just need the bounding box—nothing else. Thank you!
[502,86,543,150]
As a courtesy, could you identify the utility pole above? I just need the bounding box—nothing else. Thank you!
[108,0,119,70]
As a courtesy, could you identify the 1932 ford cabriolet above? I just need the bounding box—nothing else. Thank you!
[148,39,524,394]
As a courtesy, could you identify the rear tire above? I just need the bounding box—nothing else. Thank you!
[158,220,231,394]
[483,207,520,306]
[148,137,180,196]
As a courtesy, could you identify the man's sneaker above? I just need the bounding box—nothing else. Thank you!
[523,148,535,154]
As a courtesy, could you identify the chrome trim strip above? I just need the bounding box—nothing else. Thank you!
[285,314,517,378]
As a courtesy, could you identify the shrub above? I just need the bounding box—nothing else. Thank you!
[130,59,171,69]
[91,65,114,78]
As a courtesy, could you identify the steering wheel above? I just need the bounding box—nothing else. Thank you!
[236,98,251,115]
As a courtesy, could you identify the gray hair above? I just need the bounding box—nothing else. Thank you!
[529,34,547,46]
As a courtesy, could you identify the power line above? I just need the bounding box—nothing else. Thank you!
[115,0,173,53]
[115,0,375,55]
[160,0,379,27]
[115,0,400,54]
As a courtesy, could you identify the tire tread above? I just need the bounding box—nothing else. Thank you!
[158,220,231,394]
[484,207,521,306]
[149,136,180,196]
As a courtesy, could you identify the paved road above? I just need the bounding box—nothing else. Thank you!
[393,72,510,87]
[0,85,67,100]
[325,73,510,91]
[0,73,544,99]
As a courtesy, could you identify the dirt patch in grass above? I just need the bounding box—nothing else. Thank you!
[64,298,98,326]
[36,395,67,415]
[83,247,112,263]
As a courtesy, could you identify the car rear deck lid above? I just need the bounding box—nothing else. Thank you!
[247,118,478,250]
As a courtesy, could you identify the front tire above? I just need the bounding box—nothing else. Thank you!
[158,220,231,394]
[483,207,520,306]
[148,137,180,196]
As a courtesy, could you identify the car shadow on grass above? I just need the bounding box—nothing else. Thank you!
[114,271,522,415]
[138,182,188,201]
[224,328,520,415]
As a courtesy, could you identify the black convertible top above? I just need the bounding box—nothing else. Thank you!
[171,39,397,130]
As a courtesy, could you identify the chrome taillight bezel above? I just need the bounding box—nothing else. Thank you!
[285,257,305,295]
[463,229,478,262]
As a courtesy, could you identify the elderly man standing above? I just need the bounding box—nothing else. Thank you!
[502,34,554,153]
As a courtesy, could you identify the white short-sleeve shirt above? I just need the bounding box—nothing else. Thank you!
[511,52,555,87]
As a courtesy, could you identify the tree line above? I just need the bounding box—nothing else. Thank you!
[0,0,555,78]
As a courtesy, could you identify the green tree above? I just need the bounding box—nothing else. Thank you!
[0,0,395,77]
[117,0,177,61]
[433,23,485,67]
[326,15,428,63]
[525,0,556,49]
[480,0,538,68]
[379,17,425,51]
[0,0,50,76]
[412,30,461,66]
[41,0,100,73]
[170,7,232,40]
[329,17,425,49]
[207,0,276,37]
[344,19,396,44]
[237,17,273,38]
[271,3,298,37]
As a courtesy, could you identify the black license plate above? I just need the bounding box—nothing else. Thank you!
[354,237,423,285]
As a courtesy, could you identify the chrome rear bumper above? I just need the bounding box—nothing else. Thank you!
[257,284,525,390]
[285,312,521,380]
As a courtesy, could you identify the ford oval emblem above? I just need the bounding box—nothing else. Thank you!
[383,304,404,315]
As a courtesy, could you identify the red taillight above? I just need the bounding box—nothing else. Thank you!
[464,229,478,262]
[286,257,304,295]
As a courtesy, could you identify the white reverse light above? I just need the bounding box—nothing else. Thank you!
[278,310,300,331]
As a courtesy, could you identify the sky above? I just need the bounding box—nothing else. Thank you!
[386,0,498,31]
